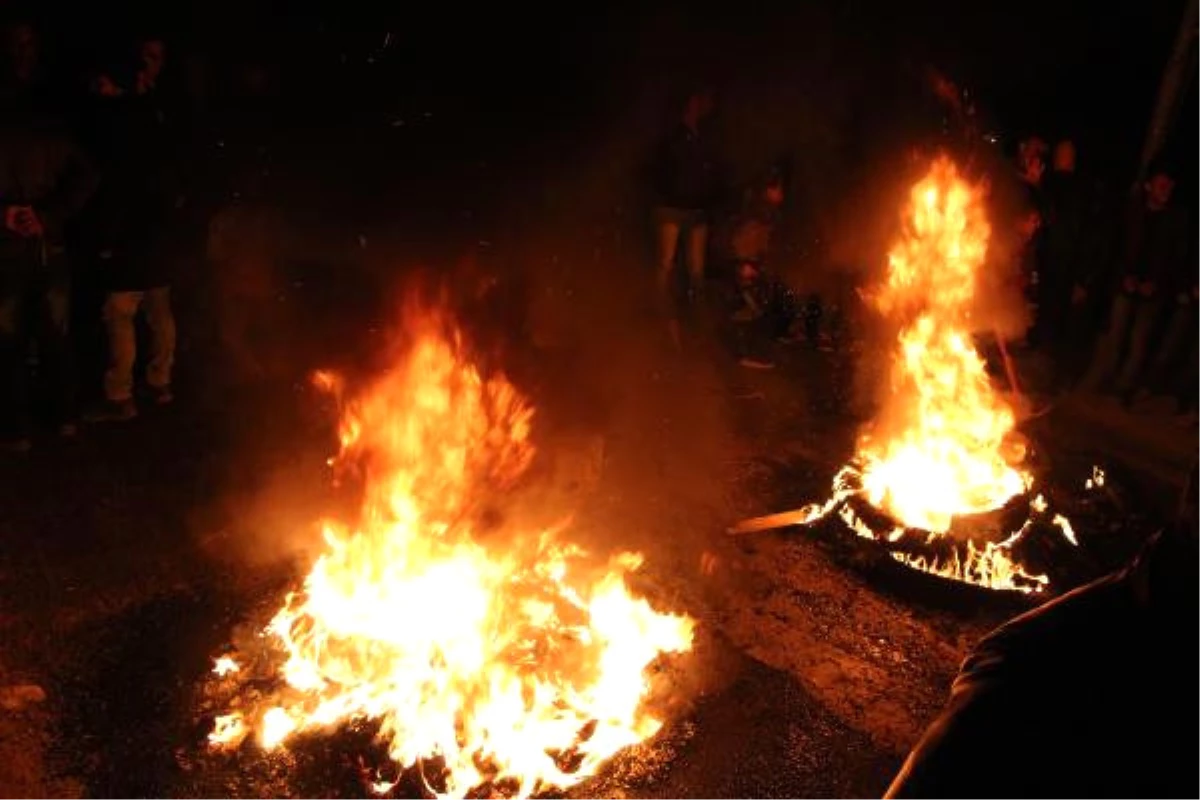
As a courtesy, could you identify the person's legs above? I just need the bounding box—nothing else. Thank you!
[731,279,775,368]
[1116,297,1164,400]
[684,220,709,302]
[802,293,823,346]
[142,285,176,394]
[1080,291,1132,392]
[0,281,31,443]
[102,290,142,402]
[764,274,798,340]
[654,209,682,299]
[1061,295,1094,387]
[1146,299,1194,393]
[36,279,77,428]
[1173,339,1198,417]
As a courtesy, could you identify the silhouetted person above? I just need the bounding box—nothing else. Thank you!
[887,469,1199,799]
[0,19,44,111]
[1013,136,1048,348]
[1012,194,1043,345]
[1156,237,1200,422]
[1081,165,1189,403]
[721,169,795,369]
[86,36,182,421]
[0,21,96,451]
[1039,140,1089,381]
[651,87,723,329]
[1015,135,1047,211]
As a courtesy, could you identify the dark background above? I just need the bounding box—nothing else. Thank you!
[21,0,1197,193]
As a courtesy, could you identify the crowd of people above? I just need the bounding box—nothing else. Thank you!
[646,88,1198,797]
[647,87,1197,424]
[648,86,802,367]
[0,18,193,452]
[1014,134,1197,416]
[0,14,280,454]
[2,19,1195,454]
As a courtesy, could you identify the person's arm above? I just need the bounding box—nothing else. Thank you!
[35,134,98,235]
[888,559,1150,799]
[886,677,1026,798]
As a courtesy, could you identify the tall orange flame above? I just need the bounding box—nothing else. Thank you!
[860,157,1029,533]
[787,157,1077,593]
[210,305,693,798]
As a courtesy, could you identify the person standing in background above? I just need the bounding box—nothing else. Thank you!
[86,35,183,421]
[650,86,724,340]
[1039,139,1089,384]
[0,18,96,451]
[1080,164,1189,404]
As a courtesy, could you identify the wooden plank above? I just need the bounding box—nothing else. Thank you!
[727,507,821,535]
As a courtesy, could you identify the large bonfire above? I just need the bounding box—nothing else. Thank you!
[858,156,1029,532]
[736,156,1078,593]
[208,301,694,798]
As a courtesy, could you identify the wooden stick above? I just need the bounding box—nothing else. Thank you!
[995,331,1022,397]
[728,507,819,535]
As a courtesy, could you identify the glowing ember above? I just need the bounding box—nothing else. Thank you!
[778,157,1078,593]
[212,656,240,677]
[208,304,693,798]
[209,712,245,746]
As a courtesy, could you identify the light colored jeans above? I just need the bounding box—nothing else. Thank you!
[103,287,175,402]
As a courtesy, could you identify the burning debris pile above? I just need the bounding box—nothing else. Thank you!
[733,157,1089,594]
[202,302,693,798]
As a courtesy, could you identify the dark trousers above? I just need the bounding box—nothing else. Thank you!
[1176,346,1199,413]
[1057,295,1098,386]
[1081,291,1164,394]
[0,265,76,437]
[1147,297,1199,410]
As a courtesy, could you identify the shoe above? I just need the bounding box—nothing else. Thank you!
[58,422,78,438]
[83,398,138,423]
[0,437,31,454]
[146,384,174,405]
[739,357,776,370]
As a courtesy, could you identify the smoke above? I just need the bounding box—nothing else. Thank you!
[812,148,1032,418]
[193,392,340,574]
[196,5,1031,595]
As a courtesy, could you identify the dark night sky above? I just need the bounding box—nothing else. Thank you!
[20,0,1195,192]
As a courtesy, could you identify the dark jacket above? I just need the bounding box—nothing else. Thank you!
[887,524,1199,799]
[653,123,722,212]
[0,107,96,276]
[1042,171,1088,287]
[1118,199,1189,293]
[90,88,183,290]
